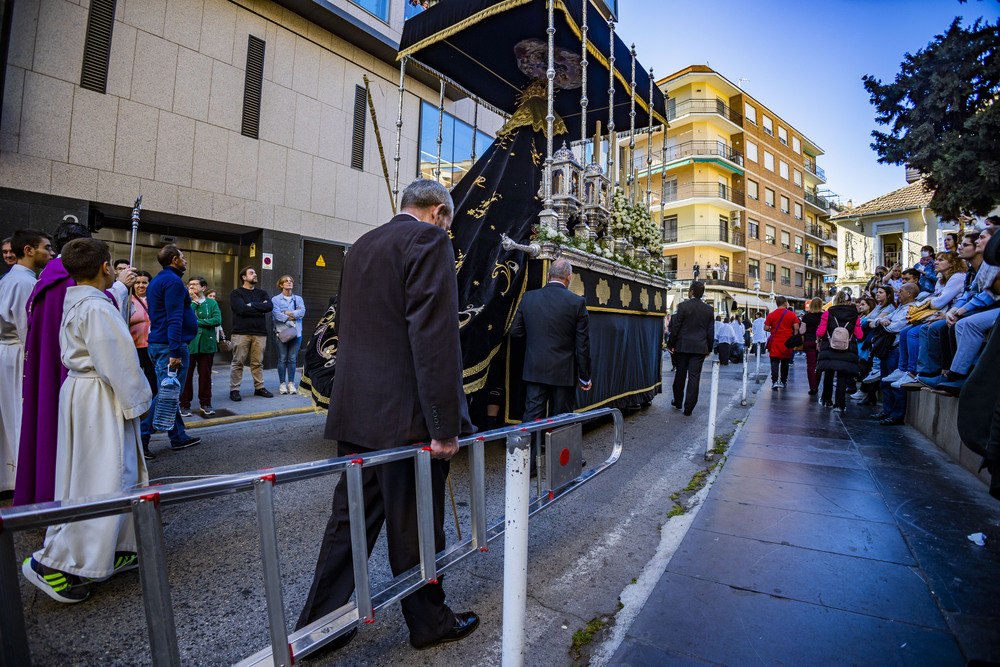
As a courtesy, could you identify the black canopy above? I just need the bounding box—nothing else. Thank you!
[399,0,668,142]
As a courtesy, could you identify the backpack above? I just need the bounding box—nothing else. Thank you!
[829,316,851,351]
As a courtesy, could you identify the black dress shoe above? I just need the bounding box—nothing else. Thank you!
[230,390,241,402]
[683,409,693,416]
[254,387,274,398]
[670,400,682,410]
[306,628,357,660]
[411,612,480,650]
[879,417,905,426]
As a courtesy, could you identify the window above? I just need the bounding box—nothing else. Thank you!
[793,169,802,187]
[745,103,757,124]
[792,136,801,153]
[781,230,790,249]
[766,263,776,281]
[795,236,803,253]
[748,219,759,239]
[762,115,773,136]
[664,254,678,278]
[747,179,758,199]
[663,177,678,203]
[419,101,493,187]
[779,160,789,179]
[764,151,774,171]
[746,140,758,162]
[781,267,791,285]
[719,215,730,243]
[765,224,776,244]
[748,259,760,279]
[807,215,814,226]
[348,0,389,21]
[794,202,803,220]
[662,214,678,243]
[795,271,804,287]
[780,195,789,213]
[778,126,788,146]
[764,188,775,207]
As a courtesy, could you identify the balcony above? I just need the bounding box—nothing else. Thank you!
[661,181,745,210]
[804,256,838,273]
[803,158,827,182]
[804,190,829,212]
[638,141,744,171]
[805,224,837,245]
[664,269,747,289]
[661,225,746,248]
[666,98,743,127]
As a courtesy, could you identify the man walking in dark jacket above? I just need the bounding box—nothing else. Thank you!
[141,245,201,452]
[510,258,592,421]
[667,281,715,415]
[229,267,272,400]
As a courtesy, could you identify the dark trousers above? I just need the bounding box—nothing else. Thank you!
[804,342,819,391]
[522,382,576,421]
[673,353,706,412]
[180,352,213,407]
[822,370,852,408]
[770,357,790,383]
[717,342,731,366]
[137,346,158,397]
[880,347,906,419]
[296,442,455,645]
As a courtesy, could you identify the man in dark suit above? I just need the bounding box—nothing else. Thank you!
[510,258,592,421]
[296,179,479,652]
[667,281,715,415]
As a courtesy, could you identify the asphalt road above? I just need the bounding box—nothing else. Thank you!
[9,355,767,666]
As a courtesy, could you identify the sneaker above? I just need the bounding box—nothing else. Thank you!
[143,447,156,461]
[771,383,779,391]
[179,406,192,417]
[254,387,274,398]
[230,390,242,402]
[900,378,925,391]
[775,381,786,389]
[891,372,916,389]
[862,369,882,384]
[201,404,215,416]
[87,552,138,582]
[918,375,945,389]
[279,382,288,395]
[849,390,867,401]
[937,378,965,396]
[170,436,202,450]
[22,557,91,604]
[882,369,906,384]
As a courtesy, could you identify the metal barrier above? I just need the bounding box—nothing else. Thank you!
[0,408,623,667]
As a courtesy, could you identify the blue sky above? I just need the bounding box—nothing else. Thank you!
[616,0,1000,207]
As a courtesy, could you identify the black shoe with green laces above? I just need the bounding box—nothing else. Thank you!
[87,551,139,582]
[22,557,91,604]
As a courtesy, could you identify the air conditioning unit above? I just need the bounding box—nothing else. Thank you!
[730,211,741,228]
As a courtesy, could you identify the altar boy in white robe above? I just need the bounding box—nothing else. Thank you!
[22,238,152,604]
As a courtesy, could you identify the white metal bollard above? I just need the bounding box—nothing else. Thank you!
[741,349,748,406]
[706,360,720,461]
[502,431,531,667]
[754,344,761,384]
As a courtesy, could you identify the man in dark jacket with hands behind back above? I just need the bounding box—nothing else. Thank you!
[667,280,715,415]
[229,267,272,400]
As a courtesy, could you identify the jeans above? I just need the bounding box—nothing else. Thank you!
[898,323,923,374]
[141,343,190,446]
[880,347,905,419]
[951,308,1000,374]
[917,318,948,375]
[275,335,302,384]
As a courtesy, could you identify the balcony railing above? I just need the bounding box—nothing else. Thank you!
[805,224,837,242]
[803,158,826,180]
[662,182,745,207]
[663,270,747,289]
[805,256,838,271]
[804,191,829,210]
[661,225,746,246]
[666,98,743,125]
[639,141,744,170]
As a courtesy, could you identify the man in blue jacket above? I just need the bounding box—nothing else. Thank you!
[141,245,201,454]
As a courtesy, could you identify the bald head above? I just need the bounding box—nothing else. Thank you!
[548,258,572,284]
[898,282,919,304]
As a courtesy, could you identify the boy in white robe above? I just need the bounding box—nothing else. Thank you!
[0,229,52,494]
[22,238,152,604]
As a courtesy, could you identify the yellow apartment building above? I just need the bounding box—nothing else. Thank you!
[630,66,837,316]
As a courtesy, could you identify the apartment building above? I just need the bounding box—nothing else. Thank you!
[633,65,836,315]
[0,0,500,360]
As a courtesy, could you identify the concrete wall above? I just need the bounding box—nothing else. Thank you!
[907,390,992,486]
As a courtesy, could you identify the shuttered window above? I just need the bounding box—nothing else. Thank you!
[351,85,366,170]
[79,0,117,93]
[241,36,266,139]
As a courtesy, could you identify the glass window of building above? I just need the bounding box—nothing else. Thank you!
[780,195,789,213]
[762,115,773,136]
[764,151,774,171]
[794,202,803,219]
[781,230,790,249]
[795,236,803,253]
[764,188,775,207]
[766,263,776,281]
[748,219,759,239]
[745,103,757,124]
[765,224,776,244]
[781,267,791,285]
[748,258,760,278]
[792,136,801,153]
[419,101,493,187]
[746,140,758,162]
[779,160,789,179]
[664,254,678,278]
[350,0,389,21]
[778,126,788,145]
[662,214,678,242]
[793,169,802,187]
[747,179,758,199]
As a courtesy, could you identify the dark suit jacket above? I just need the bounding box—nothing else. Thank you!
[509,281,591,387]
[325,213,473,449]
[667,297,715,355]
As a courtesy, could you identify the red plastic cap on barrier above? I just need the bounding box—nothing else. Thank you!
[421,446,432,451]
[476,436,485,441]
[351,459,364,466]
[288,644,295,665]
[480,547,489,552]
[429,579,438,584]
[364,617,375,624]
[260,474,276,484]
[139,492,161,506]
